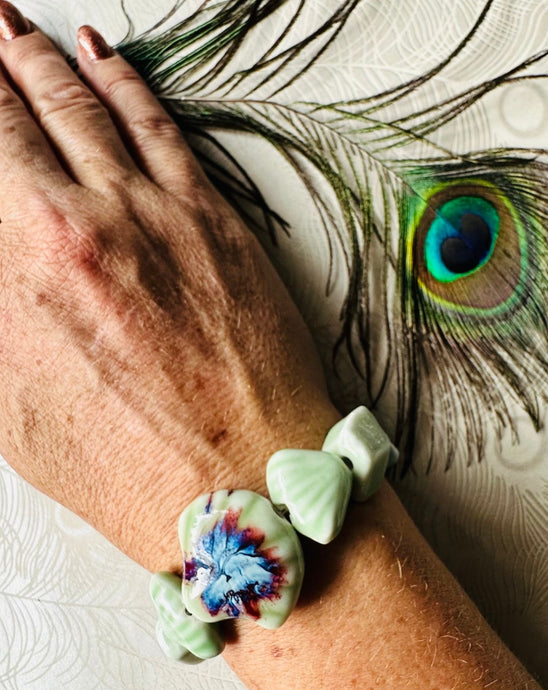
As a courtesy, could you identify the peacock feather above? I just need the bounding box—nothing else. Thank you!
[116,0,548,475]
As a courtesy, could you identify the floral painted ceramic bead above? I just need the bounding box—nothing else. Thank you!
[178,490,304,629]
[322,406,399,501]
[150,406,395,662]
[266,449,352,544]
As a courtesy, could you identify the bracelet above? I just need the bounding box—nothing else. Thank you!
[150,406,397,662]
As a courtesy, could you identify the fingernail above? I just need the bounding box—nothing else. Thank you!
[77,25,114,62]
[0,1,32,40]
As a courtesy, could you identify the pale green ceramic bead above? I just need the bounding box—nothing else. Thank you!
[322,406,398,502]
[150,571,225,660]
[266,449,352,544]
[179,489,304,629]
[155,621,201,663]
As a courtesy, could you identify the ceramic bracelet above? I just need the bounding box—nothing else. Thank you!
[150,406,397,662]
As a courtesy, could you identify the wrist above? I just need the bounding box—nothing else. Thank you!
[105,392,341,572]
[137,404,538,688]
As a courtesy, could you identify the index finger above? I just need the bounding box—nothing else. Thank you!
[0,4,70,202]
[0,10,140,190]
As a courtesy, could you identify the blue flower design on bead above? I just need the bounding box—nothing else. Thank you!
[184,507,286,620]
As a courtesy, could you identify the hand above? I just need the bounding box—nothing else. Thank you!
[0,5,339,571]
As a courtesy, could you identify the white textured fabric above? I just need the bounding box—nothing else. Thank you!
[1,1,547,687]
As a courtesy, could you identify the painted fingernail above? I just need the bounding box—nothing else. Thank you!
[77,25,114,62]
[0,1,32,40]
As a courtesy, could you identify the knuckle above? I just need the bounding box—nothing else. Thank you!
[8,41,46,76]
[30,196,109,288]
[37,79,105,123]
[101,68,142,102]
[130,115,181,143]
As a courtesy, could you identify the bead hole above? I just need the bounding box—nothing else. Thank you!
[341,456,353,470]
[273,504,289,519]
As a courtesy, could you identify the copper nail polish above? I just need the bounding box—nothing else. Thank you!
[0,0,32,40]
[77,25,114,62]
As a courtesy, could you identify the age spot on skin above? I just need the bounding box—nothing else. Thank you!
[210,428,228,446]
[193,374,205,391]
[20,400,38,440]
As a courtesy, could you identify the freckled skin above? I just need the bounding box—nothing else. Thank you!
[270,646,282,658]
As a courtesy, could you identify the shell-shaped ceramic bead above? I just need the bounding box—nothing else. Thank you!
[150,571,225,661]
[266,449,352,544]
[322,406,398,502]
[178,489,304,629]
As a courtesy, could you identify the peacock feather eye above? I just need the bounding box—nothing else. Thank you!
[424,196,498,280]
[409,181,526,314]
[120,0,548,485]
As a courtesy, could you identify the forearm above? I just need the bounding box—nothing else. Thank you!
[121,404,539,688]
[226,483,538,688]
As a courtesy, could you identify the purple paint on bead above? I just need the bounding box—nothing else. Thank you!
[184,508,286,620]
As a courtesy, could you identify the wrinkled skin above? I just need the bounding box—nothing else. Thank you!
[0,19,338,570]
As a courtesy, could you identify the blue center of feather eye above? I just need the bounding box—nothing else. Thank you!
[424,196,499,283]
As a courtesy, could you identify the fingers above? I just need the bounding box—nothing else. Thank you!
[0,3,70,197]
[0,4,138,189]
[77,26,208,196]
[0,1,205,200]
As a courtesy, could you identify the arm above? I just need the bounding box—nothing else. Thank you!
[228,484,537,688]
[134,413,537,688]
[0,5,538,688]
